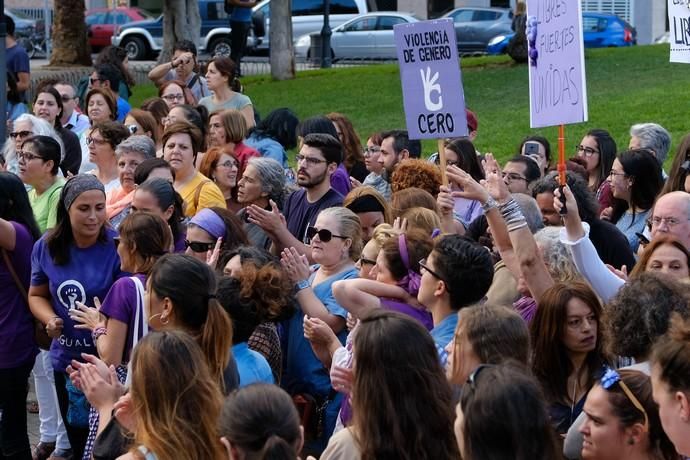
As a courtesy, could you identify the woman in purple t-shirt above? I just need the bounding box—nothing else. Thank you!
[0,172,41,460]
[69,211,171,459]
[28,175,122,460]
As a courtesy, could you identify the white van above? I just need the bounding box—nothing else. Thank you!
[250,0,371,51]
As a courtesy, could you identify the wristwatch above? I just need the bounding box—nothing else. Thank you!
[481,196,498,213]
[296,279,311,291]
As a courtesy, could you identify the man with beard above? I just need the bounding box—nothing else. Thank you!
[246,133,344,260]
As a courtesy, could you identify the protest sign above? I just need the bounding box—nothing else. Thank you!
[394,19,468,140]
[526,0,588,128]
[668,0,690,63]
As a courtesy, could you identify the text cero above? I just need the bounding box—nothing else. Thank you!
[418,112,455,135]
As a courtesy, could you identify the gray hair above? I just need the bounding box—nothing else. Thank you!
[534,226,580,282]
[114,135,156,160]
[513,192,544,234]
[247,156,286,206]
[317,206,363,261]
[2,114,65,169]
[630,123,671,165]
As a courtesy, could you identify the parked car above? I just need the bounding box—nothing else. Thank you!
[294,12,418,61]
[86,7,154,52]
[487,12,637,55]
[441,7,513,54]
[5,9,37,38]
[248,0,369,52]
[111,0,235,60]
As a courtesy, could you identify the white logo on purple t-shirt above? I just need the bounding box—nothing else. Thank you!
[56,280,86,312]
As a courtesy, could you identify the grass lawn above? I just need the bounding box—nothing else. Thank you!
[131,44,690,166]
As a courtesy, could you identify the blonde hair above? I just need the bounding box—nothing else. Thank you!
[318,207,362,261]
[400,207,441,236]
[219,109,248,143]
[129,331,225,460]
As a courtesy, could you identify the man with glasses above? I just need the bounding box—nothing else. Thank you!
[90,63,130,122]
[417,234,494,365]
[648,191,690,250]
[246,133,344,261]
[54,81,90,137]
[502,155,541,194]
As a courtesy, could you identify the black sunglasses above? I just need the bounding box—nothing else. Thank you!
[358,257,377,266]
[113,236,120,249]
[466,364,494,389]
[184,240,215,253]
[306,226,347,243]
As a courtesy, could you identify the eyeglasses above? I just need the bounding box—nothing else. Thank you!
[113,236,121,249]
[363,146,381,156]
[17,150,43,162]
[9,130,32,139]
[61,95,75,103]
[184,240,215,253]
[466,364,494,390]
[295,154,328,166]
[306,226,347,243]
[162,94,185,102]
[358,257,377,266]
[600,368,649,431]
[126,124,138,134]
[434,156,459,167]
[89,77,104,85]
[86,137,109,146]
[575,145,599,157]
[419,258,445,282]
[502,172,528,182]
[218,160,238,169]
[650,216,687,228]
[608,170,627,178]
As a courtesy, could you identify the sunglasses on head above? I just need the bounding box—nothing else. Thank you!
[306,226,347,243]
[184,240,215,253]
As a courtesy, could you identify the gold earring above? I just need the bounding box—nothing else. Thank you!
[161,315,170,325]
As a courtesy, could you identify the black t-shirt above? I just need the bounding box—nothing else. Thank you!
[284,188,344,243]
[588,218,637,270]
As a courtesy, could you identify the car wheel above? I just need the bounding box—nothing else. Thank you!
[209,36,232,58]
[122,36,148,60]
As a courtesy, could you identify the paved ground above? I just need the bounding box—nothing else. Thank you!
[27,381,40,449]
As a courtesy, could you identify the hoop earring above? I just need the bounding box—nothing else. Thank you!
[160,315,170,325]
[148,313,161,323]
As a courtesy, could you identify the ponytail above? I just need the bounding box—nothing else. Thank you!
[259,434,298,460]
[231,76,242,93]
[197,298,233,393]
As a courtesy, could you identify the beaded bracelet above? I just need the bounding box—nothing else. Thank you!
[92,326,108,342]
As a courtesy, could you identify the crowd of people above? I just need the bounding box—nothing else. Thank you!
[2,30,690,460]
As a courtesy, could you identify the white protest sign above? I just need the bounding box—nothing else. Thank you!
[669,0,690,63]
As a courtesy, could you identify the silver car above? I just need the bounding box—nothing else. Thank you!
[294,12,419,61]
[441,7,513,54]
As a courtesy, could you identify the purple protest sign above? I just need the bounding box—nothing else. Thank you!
[526,0,588,128]
[394,19,468,140]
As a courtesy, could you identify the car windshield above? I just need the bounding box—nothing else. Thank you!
[137,9,157,20]
[6,9,33,20]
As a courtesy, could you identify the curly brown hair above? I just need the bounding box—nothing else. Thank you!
[390,159,442,197]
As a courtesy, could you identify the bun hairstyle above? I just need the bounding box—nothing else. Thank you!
[220,383,302,460]
[148,254,232,391]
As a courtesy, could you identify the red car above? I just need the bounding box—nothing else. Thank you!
[86,7,154,51]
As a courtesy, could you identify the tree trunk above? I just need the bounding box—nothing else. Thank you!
[159,0,202,63]
[50,0,91,66]
[270,0,295,80]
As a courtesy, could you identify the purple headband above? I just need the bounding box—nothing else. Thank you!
[189,208,226,240]
[397,233,422,296]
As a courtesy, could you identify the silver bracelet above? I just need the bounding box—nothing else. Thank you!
[481,196,498,213]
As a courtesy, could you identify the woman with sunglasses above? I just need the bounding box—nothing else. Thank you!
[199,146,241,212]
[123,109,162,153]
[575,129,617,213]
[455,363,561,460]
[28,175,122,459]
[79,88,118,173]
[321,310,458,460]
[2,113,63,176]
[18,136,65,233]
[185,206,248,268]
[82,121,131,193]
[579,369,677,460]
[279,206,361,454]
[33,85,82,176]
[162,121,226,217]
[106,136,157,229]
[68,212,171,459]
[332,229,433,330]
